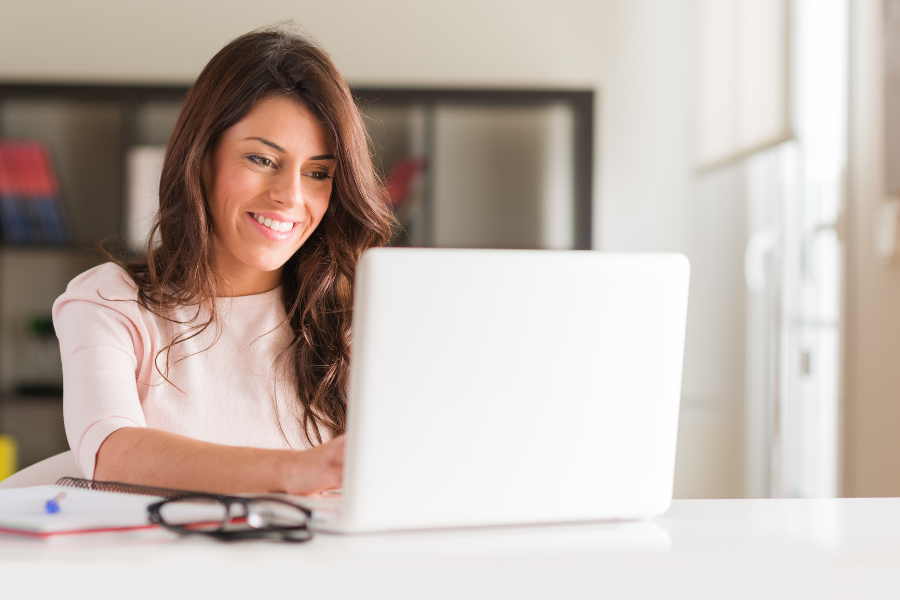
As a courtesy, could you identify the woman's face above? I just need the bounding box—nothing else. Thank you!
[205,95,335,295]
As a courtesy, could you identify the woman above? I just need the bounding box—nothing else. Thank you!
[52,27,395,495]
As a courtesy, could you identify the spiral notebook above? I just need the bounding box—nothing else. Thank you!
[0,478,209,539]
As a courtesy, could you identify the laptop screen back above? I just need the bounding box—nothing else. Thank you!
[342,249,690,532]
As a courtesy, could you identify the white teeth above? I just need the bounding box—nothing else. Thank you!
[253,213,295,233]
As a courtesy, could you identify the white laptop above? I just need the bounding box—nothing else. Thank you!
[306,248,690,534]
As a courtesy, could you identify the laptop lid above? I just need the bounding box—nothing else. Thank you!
[340,249,690,532]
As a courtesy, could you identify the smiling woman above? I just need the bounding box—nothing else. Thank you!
[49,26,395,495]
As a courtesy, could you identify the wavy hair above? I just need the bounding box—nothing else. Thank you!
[123,26,395,444]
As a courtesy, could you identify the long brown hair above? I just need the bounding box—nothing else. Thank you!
[124,25,395,444]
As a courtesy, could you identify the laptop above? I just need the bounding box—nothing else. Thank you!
[305,248,690,534]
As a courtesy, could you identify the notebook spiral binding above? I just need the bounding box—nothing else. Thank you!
[55,477,216,500]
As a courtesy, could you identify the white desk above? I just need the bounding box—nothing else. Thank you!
[0,498,897,599]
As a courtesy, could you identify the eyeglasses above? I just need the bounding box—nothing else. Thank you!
[147,494,314,543]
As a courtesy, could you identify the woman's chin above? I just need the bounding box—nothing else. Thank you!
[249,257,293,275]
[235,249,297,276]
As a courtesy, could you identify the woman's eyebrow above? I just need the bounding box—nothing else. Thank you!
[246,136,287,153]
[245,137,334,161]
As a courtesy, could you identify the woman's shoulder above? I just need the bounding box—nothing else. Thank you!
[52,263,153,371]
[52,262,148,344]
[62,262,139,301]
[53,263,143,322]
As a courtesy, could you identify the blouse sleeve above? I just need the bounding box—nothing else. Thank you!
[52,263,150,479]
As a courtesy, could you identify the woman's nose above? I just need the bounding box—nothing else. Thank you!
[270,169,304,207]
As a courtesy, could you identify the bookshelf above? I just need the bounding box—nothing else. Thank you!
[356,88,594,250]
[0,82,595,471]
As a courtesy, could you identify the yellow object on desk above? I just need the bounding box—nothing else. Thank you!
[0,435,17,481]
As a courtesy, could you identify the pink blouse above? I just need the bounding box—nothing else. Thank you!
[52,263,315,478]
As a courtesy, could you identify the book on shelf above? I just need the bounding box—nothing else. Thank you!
[385,156,424,209]
[384,155,426,227]
[0,140,70,246]
[125,145,166,252]
[0,435,16,482]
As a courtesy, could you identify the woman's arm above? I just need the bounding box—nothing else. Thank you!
[94,427,343,495]
[53,266,342,493]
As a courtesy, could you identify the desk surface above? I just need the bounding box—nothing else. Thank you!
[0,498,897,599]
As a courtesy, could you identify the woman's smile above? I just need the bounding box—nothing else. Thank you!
[247,211,302,239]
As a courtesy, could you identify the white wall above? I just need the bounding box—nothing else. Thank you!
[0,0,746,497]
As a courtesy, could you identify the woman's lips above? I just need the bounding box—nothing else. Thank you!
[246,212,299,240]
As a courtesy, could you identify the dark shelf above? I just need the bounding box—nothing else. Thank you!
[0,393,63,405]
[0,81,190,102]
[1,81,595,250]
[0,244,107,253]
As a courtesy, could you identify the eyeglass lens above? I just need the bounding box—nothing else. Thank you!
[245,500,309,529]
[157,497,308,532]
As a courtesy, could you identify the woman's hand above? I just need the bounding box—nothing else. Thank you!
[279,435,345,496]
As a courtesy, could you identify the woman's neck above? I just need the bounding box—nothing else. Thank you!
[214,259,284,297]
[210,234,286,296]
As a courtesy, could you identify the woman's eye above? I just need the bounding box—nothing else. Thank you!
[306,171,332,181]
[250,156,274,168]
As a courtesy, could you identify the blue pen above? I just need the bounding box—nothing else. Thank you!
[45,492,67,514]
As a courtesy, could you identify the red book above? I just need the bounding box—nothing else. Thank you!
[384,156,424,208]
[0,145,13,196]
[19,143,50,197]
[35,144,60,197]
[0,140,68,244]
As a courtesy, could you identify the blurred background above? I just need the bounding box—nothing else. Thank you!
[0,0,895,500]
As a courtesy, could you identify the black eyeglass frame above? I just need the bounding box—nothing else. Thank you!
[147,494,315,543]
